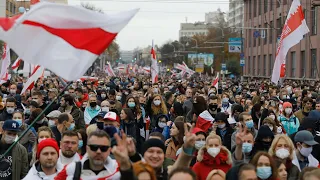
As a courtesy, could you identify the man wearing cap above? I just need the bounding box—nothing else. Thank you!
[0,120,28,180]
[24,138,63,179]
[59,94,85,130]
[47,110,62,127]
[292,130,320,171]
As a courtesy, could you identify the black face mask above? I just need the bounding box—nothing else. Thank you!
[261,141,272,150]
[90,102,97,107]
[209,104,218,111]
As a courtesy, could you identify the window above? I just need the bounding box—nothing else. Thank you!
[258,25,261,46]
[311,7,317,35]
[291,52,296,77]
[253,56,256,75]
[264,23,268,45]
[254,27,256,47]
[258,0,262,16]
[248,56,251,74]
[249,29,252,47]
[269,54,273,76]
[258,55,261,75]
[254,0,257,17]
[277,18,282,37]
[248,0,252,19]
[269,21,273,44]
[311,49,317,78]
[270,0,273,11]
[263,55,267,76]
[264,0,268,14]
[301,51,305,78]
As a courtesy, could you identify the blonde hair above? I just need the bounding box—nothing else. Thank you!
[268,134,295,160]
[206,169,226,180]
[206,133,222,146]
[151,94,168,115]
[86,124,98,136]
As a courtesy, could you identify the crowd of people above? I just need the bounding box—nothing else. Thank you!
[0,75,320,180]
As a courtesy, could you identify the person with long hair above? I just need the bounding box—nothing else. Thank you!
[165,117,185,160]
[275,159,288,180]
[132,161,157,180]
[250,152,278,180]
[76,129,87,156]
[150,94,168,128]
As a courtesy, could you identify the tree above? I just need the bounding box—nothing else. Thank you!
[226,58,241,76]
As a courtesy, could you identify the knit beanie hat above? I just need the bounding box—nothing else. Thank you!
[283,102,292,109]
[142,138,166,155]
[37,138,59,158]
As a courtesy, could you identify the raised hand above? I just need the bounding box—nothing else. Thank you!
[235,123,248,145]
[127,137,136,156]
[183,123,196,149]
[112,130,131,170]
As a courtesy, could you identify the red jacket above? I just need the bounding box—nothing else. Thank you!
[192,146,232,180]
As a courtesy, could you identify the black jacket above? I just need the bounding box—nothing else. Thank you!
[0,110,13,121]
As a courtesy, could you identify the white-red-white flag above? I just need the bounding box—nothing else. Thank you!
[151,41,158,84]
[143,67,151,74]
[212,72,219,89]
[105,62,116,77]
[21,65,44,94]
[0,43,10,81]
[0,3,138,81]
[12,57,22,70]
[271,0,309,83]
[0,73,11,84]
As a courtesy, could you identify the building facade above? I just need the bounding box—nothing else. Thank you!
[228,0,244,28]
[243,0,319,80]
[179,23,209,40]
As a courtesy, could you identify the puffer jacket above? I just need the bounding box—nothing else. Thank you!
[278,115,300,135]
[23,161,64,180]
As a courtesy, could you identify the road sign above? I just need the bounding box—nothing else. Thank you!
[221,63,227,70]
[261,30,266,39]
[253,30,260,38]
[240,53,245,59]
[229,38,242,53]
[240,59,245,66]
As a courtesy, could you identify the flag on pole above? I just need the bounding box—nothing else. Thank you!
[0,44,10,81]
[20,65,44,94]
[271,0,309,84]
[12,57,22,70]
[0,2,138,81]
[105,62,116,77]
[212,72,219,89]
[151,41,158,84]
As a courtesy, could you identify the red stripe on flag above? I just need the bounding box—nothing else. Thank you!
[0,15,22,31]
[22,20,117,55]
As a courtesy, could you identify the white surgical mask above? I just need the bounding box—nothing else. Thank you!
[48,120,56,127]
[218,123,226,129]
[101,94,106,99]
[154,100,161,106]
[158,122,166,128]
[101,107,109,112]
[299,146,313,157]
[285,108,292,114]
[116,96,122,101]
[4,135,16,144]
[275,148,290,159]
[207,147,220,158]
[6,108,15,114]
[195,141,205,150]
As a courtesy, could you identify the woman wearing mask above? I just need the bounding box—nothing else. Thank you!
[213,112,234,150]
[76,129,87,156]
[221,93,232,115]
[262,117,278,134]
[192,134,232,180]
[165,117,185,160]
[190,127,207,166]
[264,110,286,134]
[84,95,101,125]
[268,134,300,180]
[149,94,168,129]
[152,114,171,140]
[275,160,288,180]
[278,102,300,135]
[120,108,139,140]
[251,125,274,154]
[250,152,278,180]
[30,126,54,166]
[13,111,36,153]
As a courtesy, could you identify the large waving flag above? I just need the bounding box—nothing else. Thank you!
[196,110,215,132]
[0,44,10,81]
[12,57,22,70]
[212,72,219,89]
[0,3,138,81]
[151,41,158,84]
[271,0,309,84]
[21,65,44,94]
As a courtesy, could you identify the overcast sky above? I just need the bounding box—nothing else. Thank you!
[68,0,229,51]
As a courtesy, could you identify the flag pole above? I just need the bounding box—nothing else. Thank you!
[0,81,73,159]
[150,40,153,85]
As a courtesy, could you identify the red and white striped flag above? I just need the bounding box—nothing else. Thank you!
[271,0,309,83]
[212,72,219,89]
[143,67,151,74]
[151,41,158,83]
[21,65,44,94]
[0,44,10,81]
[0,3,138,81]
[12,57,22,70]
[105,62,116,77]
[196,110,215,132]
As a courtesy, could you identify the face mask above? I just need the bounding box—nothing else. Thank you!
[269,115,275,120]
[257,166,272,180]
[6,108,15,114]
[38,138,47,143]
[282,95,287,99]
[275,148,290,159]
[10,89,16,94]
[101,107,109,112]
[209,104,218,111]
[78,140,83,149]
[4,135,16,144]
[68,123,75,130]
[207,147,220,158]
[270,101,276,107]
[218,123,226,129]
[101,94,106,99]
[116,96,122,101]
[14,119,22,127]
[124,92,129,95]
[36,118,45,124]
[222,98,229,104]
[154,100,161,106]
[48,120,56,127]
[195,141,205,150]
[128,102,136,108]
[90,102,97,108]
[168,86,173,89]
[308,94,312,98]
[285,108,292,114]
[153,88,158,93]
[299,146,313,157]
[158,122,166,128]
[24,109,31,115]
[268,126,274,131]
[242,142,253,153]
[245,120,254,129]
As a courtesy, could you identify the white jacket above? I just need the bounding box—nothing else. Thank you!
[292,151,319,171]
[57,150,81,166]
[55,154,120,180]
[23,161,64,180]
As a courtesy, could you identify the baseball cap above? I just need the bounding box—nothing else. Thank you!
[104,112,119,123]
[2,120,21,132]
[47,110,62,118]
[95,111,107,119]
[294,130,319,146]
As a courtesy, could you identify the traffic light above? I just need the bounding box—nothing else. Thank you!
[312,0,320,6]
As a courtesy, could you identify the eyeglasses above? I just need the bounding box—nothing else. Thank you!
[88,144,110,152]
